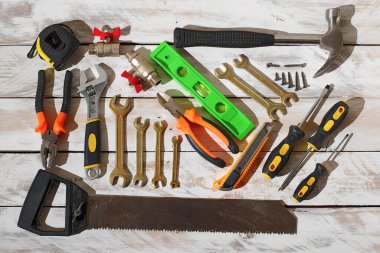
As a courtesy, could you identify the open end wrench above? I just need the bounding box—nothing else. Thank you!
[109,96,133,187]
[152,121,167,188]
[170,135,182,188]
[133,117,150,187]
[215,63,287,121]
[233,54,299,107]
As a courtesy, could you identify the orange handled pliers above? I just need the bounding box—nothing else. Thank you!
[35,70,72,168]
[157,92,238,168]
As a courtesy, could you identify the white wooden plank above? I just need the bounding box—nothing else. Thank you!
[0,45,379,98]
[0,0,376,44]
[1,151,379,206]
[0,97,371,152]
[1,206,379,253]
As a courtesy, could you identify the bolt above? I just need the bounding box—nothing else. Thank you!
[295,72,302,91]
[288,72,295,88]
[284,63,307,67]
[274,72,281,81]
[301,72,309,88]
[281,72,287,85]
[267,63,281,68]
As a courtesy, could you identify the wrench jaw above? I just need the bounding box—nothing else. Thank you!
[214,63,235,79]
[232,54,250,69]
[152,176,167,189]
[109,96,133,115]
[133,175,149,187]
[268,105,288,121]
[109,168,132,188]
[281,93,299,107]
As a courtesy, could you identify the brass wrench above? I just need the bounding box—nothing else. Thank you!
[133,117,150,187]
[109,96,133,187]
[233,54,299,107]
[215,63,287,121]
[152,121,167,188]
[170,135,182,188]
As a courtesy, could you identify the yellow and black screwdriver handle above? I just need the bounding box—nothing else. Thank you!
[307,101,349,151]
[262,125,305,179]
[84,118,101,171]
[293,163,326,202]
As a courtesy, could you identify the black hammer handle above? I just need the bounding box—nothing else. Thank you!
[174,28,275,48]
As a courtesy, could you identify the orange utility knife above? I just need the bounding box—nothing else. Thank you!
[213,122,272,190]
[157,92,239,168]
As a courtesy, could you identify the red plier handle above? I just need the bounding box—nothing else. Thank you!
[177,109,239,168]
[35,70,72,136]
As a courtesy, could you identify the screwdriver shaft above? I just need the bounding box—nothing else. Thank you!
[299,85,330,126]
[325,133,350,162]
[278,148,312,191]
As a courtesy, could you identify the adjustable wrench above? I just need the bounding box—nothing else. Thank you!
[77,64,107,180]
[215,63,287,121]
[233,54,299,107]
[109,96,133,187]
[133,117,150,187]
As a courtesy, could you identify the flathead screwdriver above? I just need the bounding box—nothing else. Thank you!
[262,84,330,179]
[293,133,350,202]
[278,100,349,191]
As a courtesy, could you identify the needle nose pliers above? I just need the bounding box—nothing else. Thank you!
[157,92,239,168]
[35,70,72,168]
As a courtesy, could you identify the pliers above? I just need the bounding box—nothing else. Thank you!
[157,92,239,168]
[35,70,72,168]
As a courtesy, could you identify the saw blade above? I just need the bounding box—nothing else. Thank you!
[87,196,297,234]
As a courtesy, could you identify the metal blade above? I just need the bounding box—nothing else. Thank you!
[88,195,297,234]
[156,92,183,118]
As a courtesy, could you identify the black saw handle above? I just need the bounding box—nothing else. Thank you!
[173,28,275,48]
[17,170,88,236]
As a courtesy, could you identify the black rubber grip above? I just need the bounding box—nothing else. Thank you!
[293,163,326,202]
[174,28,275,48]
[35,70,45,113]
[262,125,305,179]
[202,117,239,154]
[185,134,226,168]
[61,70,72,113]
[84,119,101,168]
[17,170,88,236]
[308,101,349,150]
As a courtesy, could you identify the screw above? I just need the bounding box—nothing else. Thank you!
[295,72,302,91]
[281,72,287,85]
[274,72,281,81]
[288,72,295,88]
[284,63,307,67]
[267,63,281,68]
[301,72,309,88]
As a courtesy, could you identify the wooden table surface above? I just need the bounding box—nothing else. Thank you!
[1,0,379,252]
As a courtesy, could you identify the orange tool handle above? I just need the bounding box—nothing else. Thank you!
[184,109,239,154]
[177,116,226,168]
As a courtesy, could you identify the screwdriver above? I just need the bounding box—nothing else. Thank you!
[262,85,331,179]
[293,133,350,202]
[278,100,349,191]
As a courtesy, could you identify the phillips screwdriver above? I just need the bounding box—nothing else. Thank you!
[262,85,331,179]
[293,133,350,202]
[278,100,349,191]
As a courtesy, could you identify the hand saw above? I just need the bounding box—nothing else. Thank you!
[18,170,297,236]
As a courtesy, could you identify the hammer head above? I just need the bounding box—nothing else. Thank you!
[314,8,343,78]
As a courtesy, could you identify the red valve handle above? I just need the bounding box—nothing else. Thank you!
[121,70,143,93]
[93,27,121,41]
